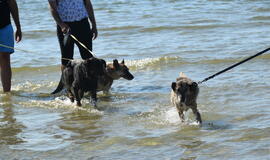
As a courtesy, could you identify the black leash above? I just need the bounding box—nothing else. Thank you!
[198,47,270,84]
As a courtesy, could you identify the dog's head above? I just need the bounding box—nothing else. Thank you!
[171,72,199,104]
[84,57,106,76]
[107,59,134,80]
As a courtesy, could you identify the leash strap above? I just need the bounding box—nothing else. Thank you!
[0,33,95,61]
[198,47,270,84]
[0,43,74,61]
[0,43,38,54]
[69,34,96,57]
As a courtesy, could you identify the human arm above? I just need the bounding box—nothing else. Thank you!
[48,0,70,34]
[8,0,22,42]
[84,0,98,40]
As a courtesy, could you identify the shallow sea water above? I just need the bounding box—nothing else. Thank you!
[0,0,270,159]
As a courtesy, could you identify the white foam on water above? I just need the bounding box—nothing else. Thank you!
[127,56,181,70]
[188,121,201,126]
[12,81,43,92]
[54,96,74,106]
[15,95,104,115]
[51,97,104,114]
[164,107,180,124]
[164,107,200,126]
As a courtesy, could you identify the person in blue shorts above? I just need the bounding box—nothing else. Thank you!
[0,0,22,93]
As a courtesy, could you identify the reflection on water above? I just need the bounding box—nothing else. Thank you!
[59,111,104,143]
[0,94,24,145]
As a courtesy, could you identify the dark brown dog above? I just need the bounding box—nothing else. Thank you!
[171,72,202,124]
[52,57,106,106]
[97,59,134,94]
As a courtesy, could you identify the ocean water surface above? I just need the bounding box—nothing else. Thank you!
[0,0,270,159]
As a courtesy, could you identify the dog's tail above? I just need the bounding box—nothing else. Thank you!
[51,78,64,94]
[179,72,187,78]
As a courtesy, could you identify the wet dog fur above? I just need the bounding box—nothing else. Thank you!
[52,57,106,106]
[171,72,202,124]
[97,59,134,94]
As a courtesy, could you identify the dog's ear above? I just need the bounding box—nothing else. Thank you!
[113,59,119,69]
[171,82,176,91]
[190,82,198,89]
[121,59,125,64]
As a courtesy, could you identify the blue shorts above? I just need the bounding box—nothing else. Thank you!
[0,24,14,53]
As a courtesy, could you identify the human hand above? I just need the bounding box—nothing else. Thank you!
[59,23,70,34]
[15,28,22,43]
[92,26,98,40]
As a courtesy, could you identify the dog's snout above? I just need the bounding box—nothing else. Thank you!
[176,87,187,103]
[177,86,186,94]
[180,95,186,103]
[123,70,134,80]
[126,73,134,80]
[129,74,134,80]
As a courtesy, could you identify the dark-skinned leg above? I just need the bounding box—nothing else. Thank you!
[0,53,11,92]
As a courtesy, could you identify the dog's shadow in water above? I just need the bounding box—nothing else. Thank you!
[70,92,125,112]
[201,120,233,130]
[13,91,55,101]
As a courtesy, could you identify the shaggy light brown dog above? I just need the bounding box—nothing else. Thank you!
[171,72,202,124]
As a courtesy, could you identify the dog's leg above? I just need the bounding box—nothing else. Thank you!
[192,107,202,124]
[73,87,82,106]
[78,90,84,101]
[90,91,97,107]
[103,90,110,95]
[68,89,74,102]
[177,109,185,123]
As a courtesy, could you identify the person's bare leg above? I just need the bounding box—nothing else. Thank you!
[0,53,12,92]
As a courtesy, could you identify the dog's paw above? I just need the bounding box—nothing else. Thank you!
[76,101,82,106]
[90,100,97,108]
[69,97,74,103]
